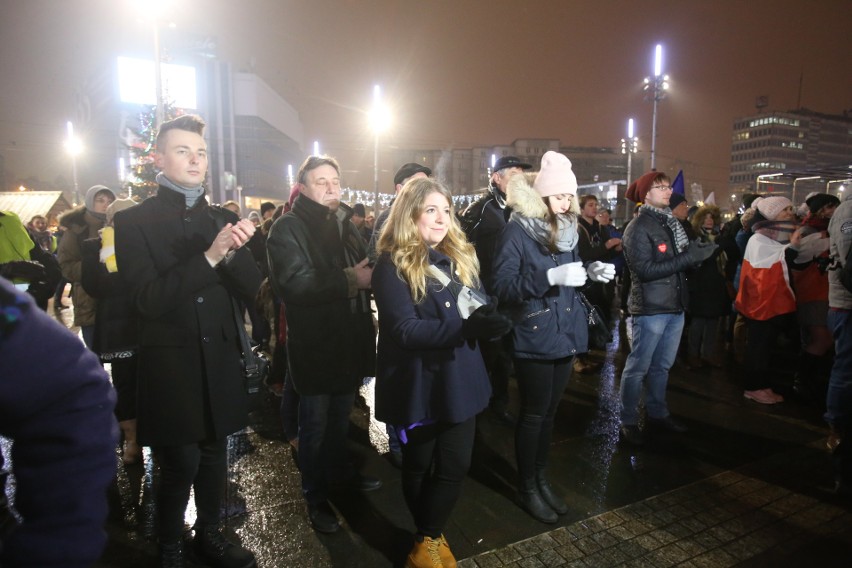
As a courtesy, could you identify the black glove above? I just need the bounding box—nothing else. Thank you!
[462,304,513,341]
[687,240,717,264]
[0,260,47,282]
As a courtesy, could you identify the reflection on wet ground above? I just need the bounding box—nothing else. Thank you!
[39,299,852,566]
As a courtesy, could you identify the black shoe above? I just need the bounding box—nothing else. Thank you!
[308,501,340,534]
[536,477,569,515]
[159,539,186,568]
[647,415,688,433]
[193,525,256,568]
[620,425,645,446]
[489,407,516,427]
[329,473,383,493]
[516,489,558,523]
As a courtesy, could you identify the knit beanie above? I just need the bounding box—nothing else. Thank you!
[84,185,116,213]
[805,193,840,215]
[669,193,687,209]
[533,151,577,198]
[626,171,660,204]
[754,196,792,221]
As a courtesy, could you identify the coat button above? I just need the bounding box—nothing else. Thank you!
[566,307,571,312]
[196,296,204,303]
[571,348,576,354]
[532,325,538,330]
[445,301,451,308]
[202,336,210,343]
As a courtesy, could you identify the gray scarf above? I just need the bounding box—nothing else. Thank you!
[643,204,689,253]
[156,172,206,208]
[511,212,579,252]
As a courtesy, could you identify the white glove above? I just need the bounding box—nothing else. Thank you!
[547,261,588,287]
[587,261,616,283]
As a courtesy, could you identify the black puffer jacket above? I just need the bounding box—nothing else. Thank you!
[462,188,511,294]
[266,195,376,396]
[622,207,694,315]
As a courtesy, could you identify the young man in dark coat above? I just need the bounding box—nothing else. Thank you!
[266,155,380,534]
[114,114,261,568]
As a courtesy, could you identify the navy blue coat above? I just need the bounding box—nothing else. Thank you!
[372,249,491,426]
[491,221,589,360]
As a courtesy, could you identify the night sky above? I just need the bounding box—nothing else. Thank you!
[1,0,850,203]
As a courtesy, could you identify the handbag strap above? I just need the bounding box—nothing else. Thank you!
[230,299,258,372]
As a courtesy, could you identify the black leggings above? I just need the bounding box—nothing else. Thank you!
[401,418,475,538]
[744,314,796,391]
[154,438,228,541]
[513,357,573,488]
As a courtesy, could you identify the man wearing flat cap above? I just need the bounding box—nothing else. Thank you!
[618,171,716,446]
[461,156,532,426]
[367,162,432,260]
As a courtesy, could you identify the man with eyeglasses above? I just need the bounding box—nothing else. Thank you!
[618,171,717,445]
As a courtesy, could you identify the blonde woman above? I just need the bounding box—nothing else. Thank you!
[372,178,511,568]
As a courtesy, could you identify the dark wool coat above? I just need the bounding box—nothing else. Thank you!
[372,249,491,426]
[266,195,376,396]
[622,207,694,316]
[464,191,512,294]
[113,187,261,446]
[490,178,589,360]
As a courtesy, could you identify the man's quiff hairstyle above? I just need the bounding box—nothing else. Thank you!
[297,155,340,186]
[155,114,206,149]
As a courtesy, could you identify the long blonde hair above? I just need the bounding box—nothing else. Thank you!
[376,178,480,303]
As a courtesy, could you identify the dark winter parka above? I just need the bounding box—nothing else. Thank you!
[266,195,376,396]
[113,186,261,446]
[462,188,512,294]
[622,206,693,315]
[372,248,491,426]
[491,174,589,360]
[687,205,731,318]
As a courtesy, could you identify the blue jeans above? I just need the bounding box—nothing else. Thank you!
[825,309,852,429]
[619,312,685,425]
[298,392,356,504]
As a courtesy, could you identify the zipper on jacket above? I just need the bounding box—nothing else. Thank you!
[525,308,551,319]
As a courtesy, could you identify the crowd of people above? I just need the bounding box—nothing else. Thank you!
[1,113,850,568]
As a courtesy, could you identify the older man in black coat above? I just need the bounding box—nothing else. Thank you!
[267,155,379,534]
[115,115,260,568]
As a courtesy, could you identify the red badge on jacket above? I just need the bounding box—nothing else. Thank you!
[657,243,667,253]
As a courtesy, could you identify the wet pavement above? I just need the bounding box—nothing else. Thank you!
[47,296,852,567]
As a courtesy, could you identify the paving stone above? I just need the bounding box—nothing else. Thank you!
[673,537,707,557]
[650,509,678,525]
[679,517,707,534]
[623,502,654,518]
[615,539,648,559]
[648,542,691,567]
[691,530,722,550]
[622,519,654,536]
[712,471,746,487]
[593,543,631,565]
[588,530,621,549]
[566,522,595,540]
[666,504,691,519]
[552,543,585,562]
[548,527,574,546]
[646,529,677,546]
[513,539,543,557]
[534,549,567,568]
[608,524,637,541]
[691,548,738,568]
[473,552,506,568]
[572,536,602,555]
[595,511,625,529]
[516,556,547,568]
[662,521,693,539]
[706,525,736,543]
[494,546,523,564]
[718,517,751,537]
[634,533,664,551]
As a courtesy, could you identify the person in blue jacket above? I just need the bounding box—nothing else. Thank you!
[372,177,512,568]
[0,276,117,567]
[491,151,615,523]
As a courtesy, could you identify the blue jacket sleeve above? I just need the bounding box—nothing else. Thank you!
[490,223,553,304]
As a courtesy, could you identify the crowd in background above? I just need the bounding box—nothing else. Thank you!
[1,123,850,567]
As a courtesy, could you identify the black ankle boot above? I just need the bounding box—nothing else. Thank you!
[159,539,185,568]
[536,474,569,515]
[193,524,257,568]
[516,488,557,523]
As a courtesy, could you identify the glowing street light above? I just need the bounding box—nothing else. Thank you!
[313,141,320,156]
[64,121,83,205]
[131,0,176,129]
[620,118,639,187]
[643,44,670,170]
[369,84,391,209]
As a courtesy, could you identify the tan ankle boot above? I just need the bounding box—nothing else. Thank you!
[405,536,443,567]
[119,419,141,464]
[436,534,456,567]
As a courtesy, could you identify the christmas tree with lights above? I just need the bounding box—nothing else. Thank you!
[123,101,184,200]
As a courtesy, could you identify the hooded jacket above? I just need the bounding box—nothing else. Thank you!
[828,190,852,309]
[57,206,105,327]
[491,173,589,359]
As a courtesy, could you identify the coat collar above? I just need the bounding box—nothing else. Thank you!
[156,184,209,212]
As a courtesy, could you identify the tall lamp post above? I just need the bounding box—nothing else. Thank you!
[643,44,669,170]
[620,118,638,186]
[369,85,390,211]
[64,121,82,205]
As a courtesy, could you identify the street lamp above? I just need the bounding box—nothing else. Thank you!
[131,0,175,129]
[64,121,82,205]
[643,44,669,170]
[369,85,391,210]
[620,118,639,186]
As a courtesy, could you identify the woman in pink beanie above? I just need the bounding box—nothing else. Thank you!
[491,151,615,523]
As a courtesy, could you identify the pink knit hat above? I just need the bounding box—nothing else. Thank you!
[753,196,792,221]
[533,151,577,198]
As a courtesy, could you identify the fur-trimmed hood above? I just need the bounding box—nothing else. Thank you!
[505,172,580,219]
[691,204,721,233]
[58,205,103,236]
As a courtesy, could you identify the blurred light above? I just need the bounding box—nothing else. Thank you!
[18,185,26,192]
[654,44,663,77]
[117,56,197,109]
[628,118,634,139]
[369,85,391,134]
[64,121,82,156]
